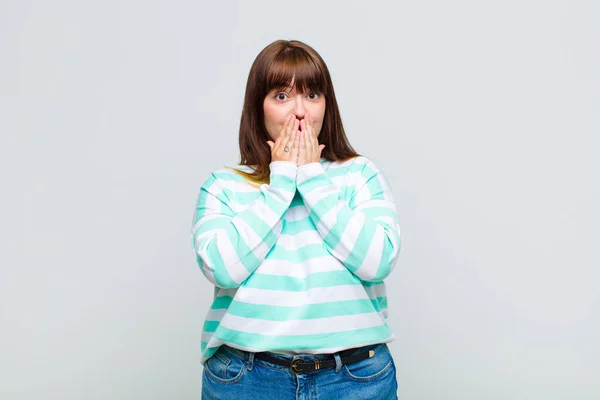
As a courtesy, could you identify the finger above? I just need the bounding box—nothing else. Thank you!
[292,130,300,158]
[298,131,306,165]
[307,114,316,138]
[283,117,297,148]
[287,115,296,136]
[304,130,312,157]
[307,127,314,150]
[284,119,299,155]
[276,115,294,142]
[304,114,311,137]
[309,130,317,156]
[288,126,297,151]
[290,119,299,140]
[275,115,294,152]
[298,128,304,160]
[267,141,274,150]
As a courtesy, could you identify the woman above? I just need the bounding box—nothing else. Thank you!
[191,39,402,399]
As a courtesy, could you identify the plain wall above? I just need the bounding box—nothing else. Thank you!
[1,0,599,399]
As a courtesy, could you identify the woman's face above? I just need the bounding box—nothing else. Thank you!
[263,77,326,141]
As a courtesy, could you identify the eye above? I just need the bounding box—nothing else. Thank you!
[275,92,289,101]
[307,92,320,100]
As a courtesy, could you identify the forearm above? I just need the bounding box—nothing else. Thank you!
[296,162,401,282]
[192,162,297,288]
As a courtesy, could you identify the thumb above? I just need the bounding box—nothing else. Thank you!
[319,144,326,151]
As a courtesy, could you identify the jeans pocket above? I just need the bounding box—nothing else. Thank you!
[203,346,246,384]
[342,344,395,383]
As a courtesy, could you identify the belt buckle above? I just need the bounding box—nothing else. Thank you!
[291,358,304,374]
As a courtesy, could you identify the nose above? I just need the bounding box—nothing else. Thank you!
[293,96,306,119]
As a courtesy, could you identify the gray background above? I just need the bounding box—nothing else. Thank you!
[1,0,599,399]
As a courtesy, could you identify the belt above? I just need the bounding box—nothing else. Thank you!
[254,346,376,374]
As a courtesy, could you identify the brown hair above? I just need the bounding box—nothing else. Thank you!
[227,39,360,185]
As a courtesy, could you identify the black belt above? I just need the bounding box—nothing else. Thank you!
[254,346,375,374]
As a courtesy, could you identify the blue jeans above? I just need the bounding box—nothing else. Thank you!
[201,343,398,399]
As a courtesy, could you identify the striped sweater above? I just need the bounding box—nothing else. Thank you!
[191,155,402,364]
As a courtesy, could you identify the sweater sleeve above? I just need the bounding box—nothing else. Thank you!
[191,161,297,288]
[295,157,401,282]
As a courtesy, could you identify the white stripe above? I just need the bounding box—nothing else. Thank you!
[206,308,227,321]
[192,214,227,236]
[194,229,227,284]
[315,202,343,237]
[219,312,386,335]
[261,185,296,208]
[205,187,224,211]
[254,256,346,278]
[228,214,273,259]
[194,228,226,249]
[269,161,298,178]
[275,231,322,250]
[373,215,397,228]
[215,230,250,285]
[201,331,214,343]
[194,251,216,285]
[284,205,309,222]
[232,284,371,307]
[215,288,238,298]
[334,211,364,261]
[354,226,384,280]
[363,282,387,298]
[302,182,339,202]
[353,183,372,205]
[216,179,258,193]
[245,197,282,224]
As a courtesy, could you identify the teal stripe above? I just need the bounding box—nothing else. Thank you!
[298,173,332,194]
[211,324,393,351]
[201,341,221,364]
[244,270,361,291]
[282,218,317,235]
[368,296,388,311]
[192,216,230,240]
[226,299,378,321]
[222,189,261,205]
[308,192,339,218]
[267,243,330,262]
[362,280,383,287]
[211,296,233,309]
[326,159,364,178]
[270,172,295,189]
[365,174,384,198]
[343,216,376,271]
[360,206,397,219]
[197,236,237,287]
[222,216,264,273]
[238,207,279,239]
[322,207,352,254]
[203,320,219,332]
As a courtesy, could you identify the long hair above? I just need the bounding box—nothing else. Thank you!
[228,39,360,184]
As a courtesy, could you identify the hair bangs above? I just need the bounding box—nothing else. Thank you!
[266,49,328,95]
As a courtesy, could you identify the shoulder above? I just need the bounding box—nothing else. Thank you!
[329,155,383,176]
[200,165,260,193]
